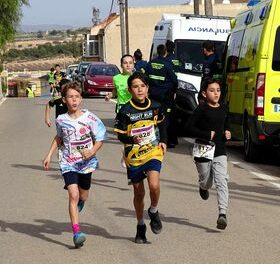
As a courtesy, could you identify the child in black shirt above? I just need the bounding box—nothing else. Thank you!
[188,78,231,230]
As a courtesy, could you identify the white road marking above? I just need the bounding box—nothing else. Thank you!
[183,137,280,190]
[0,97,6,106]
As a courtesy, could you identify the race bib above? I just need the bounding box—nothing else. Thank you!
[70,137,93,158]
[192,139,215,161]
[131,125,156,146]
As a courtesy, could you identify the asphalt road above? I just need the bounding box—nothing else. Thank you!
[0,96,279,264]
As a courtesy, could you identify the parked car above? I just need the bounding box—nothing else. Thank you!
[74,61,91,84]
[82,62,120,97]
[66,64,78,81]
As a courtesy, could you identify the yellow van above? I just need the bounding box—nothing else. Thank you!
[224,0,280,161]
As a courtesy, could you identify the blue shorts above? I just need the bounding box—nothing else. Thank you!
[62,171,92,190]
[127,159,162,184]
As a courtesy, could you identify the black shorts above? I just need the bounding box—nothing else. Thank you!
[127,159,162,184]
[62,171,92,190]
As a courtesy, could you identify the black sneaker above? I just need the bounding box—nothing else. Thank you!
[217,214,227,230]
[199,188,209,200]
[148,208,162,234]
[77,199,85,212]
[135,224,147,244]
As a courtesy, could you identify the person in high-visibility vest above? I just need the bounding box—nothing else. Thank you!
[26,86,35,98]
[146,44,178,148]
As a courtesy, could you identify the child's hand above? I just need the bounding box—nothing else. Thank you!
[43,156,51,170]
[133,136,142,144]
[225,130,231,140]
[45,119,51,127]
[210,131,215,140]
[159,142,167,154]
[80,149,95,160]
[105,92,113,101]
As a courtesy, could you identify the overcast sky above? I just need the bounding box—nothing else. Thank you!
[21,0,189,27]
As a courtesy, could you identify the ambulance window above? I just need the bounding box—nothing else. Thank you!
[272,27,280,71]
[226,30,244,73]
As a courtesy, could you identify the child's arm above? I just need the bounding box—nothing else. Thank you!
[80,141,103,160]
[45,103,52,127]
[43,135,62,170]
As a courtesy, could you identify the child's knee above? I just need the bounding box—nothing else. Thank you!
[134,189,145,200]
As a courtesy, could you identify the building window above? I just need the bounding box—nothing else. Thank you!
[89,40,99,56]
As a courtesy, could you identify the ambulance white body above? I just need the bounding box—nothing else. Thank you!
[150,14,231,117]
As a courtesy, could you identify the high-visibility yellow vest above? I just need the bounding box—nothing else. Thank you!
[26,87,35,98]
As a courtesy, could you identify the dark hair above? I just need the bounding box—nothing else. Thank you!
[50,67,55,72]
[202,40,215,52]
[200,78,221,93]
[55,64,60,68]
[166,40,175,53]
[61,81,82,97]
[120,54,133,64]
[127,72,149,88]
[133,49,143,61]
[157,44,166,57]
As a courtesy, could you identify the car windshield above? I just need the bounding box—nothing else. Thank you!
[66,66,77,75]
[79,63,90,73]
[175,40,226,75]
[88,65,119,76]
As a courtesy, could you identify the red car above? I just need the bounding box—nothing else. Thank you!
[82,62,120,97]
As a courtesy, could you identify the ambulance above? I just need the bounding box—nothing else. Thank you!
[224,0,280,161]
[150,14,231,128]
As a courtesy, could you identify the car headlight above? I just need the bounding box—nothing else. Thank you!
[87,80,97,85]
[178,80,197,93]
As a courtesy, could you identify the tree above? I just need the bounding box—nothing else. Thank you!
[0,0,29,51]
[37,30,44,38]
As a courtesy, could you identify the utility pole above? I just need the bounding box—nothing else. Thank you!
[119,0,126,56]
[194,0,199,15]
[125,0,129,54]
[204,0,213,16]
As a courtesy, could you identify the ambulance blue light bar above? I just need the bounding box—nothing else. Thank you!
[247,0,260,6]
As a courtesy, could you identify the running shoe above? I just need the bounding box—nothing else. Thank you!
[135,224,147,244]
[199,187,209,200]
[77,200,85,212]
[216,214,227,230]
[148,208,162,234]
[73,232,86,248]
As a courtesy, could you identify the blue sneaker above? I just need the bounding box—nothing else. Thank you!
[77,200,85,212]
[73,232,86,248]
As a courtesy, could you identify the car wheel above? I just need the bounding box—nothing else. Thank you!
[244,127,259,162]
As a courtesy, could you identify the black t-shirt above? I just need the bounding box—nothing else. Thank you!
[48,96,68,118]
[187,103,230,157]
[54,71,66,84]
[114,98,167,167]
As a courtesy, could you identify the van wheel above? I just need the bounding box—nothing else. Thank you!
[244,127,258,162]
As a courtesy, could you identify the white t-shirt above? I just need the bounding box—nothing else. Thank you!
[56,109,107,174]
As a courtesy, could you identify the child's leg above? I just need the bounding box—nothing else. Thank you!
[147,170,160,208]
[195,161,213,190]
[212,156,229,215]
[67,184,80,227]
[147,170,162,234]
[132,181,145,221]
[77,172,92,212]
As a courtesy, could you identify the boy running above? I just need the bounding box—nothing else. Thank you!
[44,79,70,127]
[188,78,231,230]
[114,72,167,243]
[43,81,106,248]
